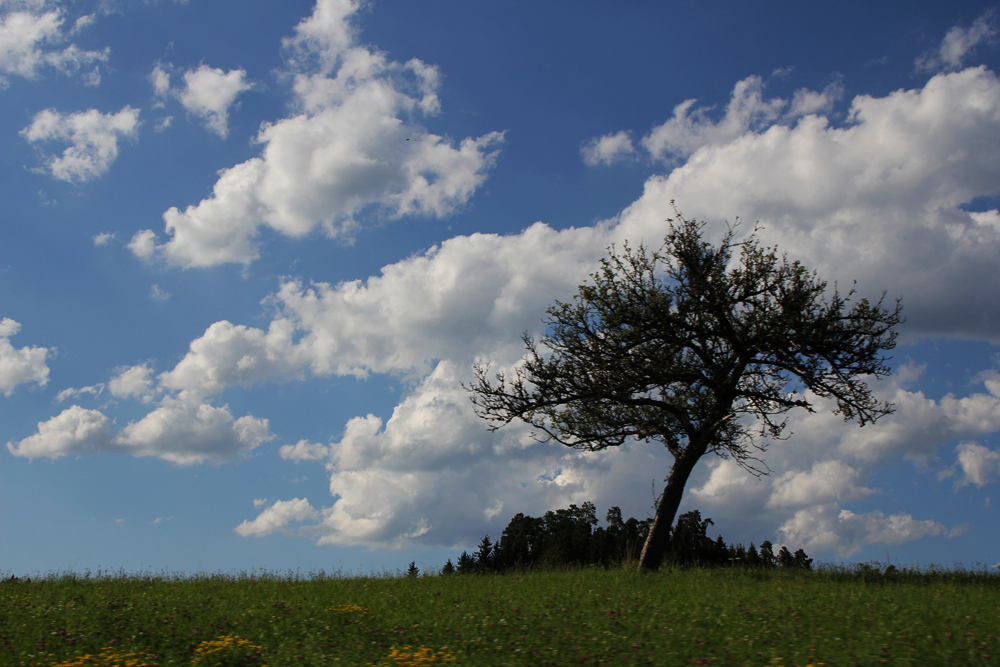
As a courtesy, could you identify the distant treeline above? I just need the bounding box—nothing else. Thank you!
[443,503,812,574]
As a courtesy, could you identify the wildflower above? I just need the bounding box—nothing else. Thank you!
[367,645,456,667]
[41,647,157,667]
[190,635,264,666]
[326,603,368,618]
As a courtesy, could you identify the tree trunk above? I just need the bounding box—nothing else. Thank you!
[637,444,706,572]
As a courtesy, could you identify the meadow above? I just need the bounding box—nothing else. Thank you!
[1,564,998,666]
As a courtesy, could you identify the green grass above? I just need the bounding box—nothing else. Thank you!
[1,565,998,666]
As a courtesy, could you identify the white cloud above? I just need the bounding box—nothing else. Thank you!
[788,79,844,117]
[640,75,787,161]
[108,363,156,401]
[257,360,673,549]
[198,66,1000,551]
[0,6,108,87]
[235,498,318,537]
[148,284,171,301]
[154,220,607,399]
[250,65,1000,552]
[127,229,158,259]
[178,65,252,138]
[918,10,997,73]
[133,0,504,268]
[620,66,1000,341]
[281,0,358,72]
[152,63,254,138]
[766,460,876,509]
[591,76,842,166]
[55,384,103,402]
[778,506,946,558]
[150,62,170,100]
[270,222,606,377]
[955,441,1000,487]
[9,14,995,556]
[280,439,330,461]
[581,130,635,166]
[21,106,140,182]
[117,394,272,465]
[6,405,114,459]
[8,393,272,465]
[688,371,1000,554]
[70,13,94,35]
[0,318,50,396]
[158,319,305,396]
[92,231,115,246]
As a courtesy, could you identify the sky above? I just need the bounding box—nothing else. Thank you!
[2,0,1000,577]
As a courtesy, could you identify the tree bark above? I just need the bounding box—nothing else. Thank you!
[637,442,707,571]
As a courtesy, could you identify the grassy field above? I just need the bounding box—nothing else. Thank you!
[1,565,998,666]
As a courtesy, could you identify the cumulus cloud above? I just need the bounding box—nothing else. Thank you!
[227,65,1000,553]
[778,506,946,557]
[158,319,305,396]
[955,441,1000,487]
[13,23,997,555]
[638,75,849,163]
[235,498,319,537]
[766,460,876,509]
[134,0,504,268]
[581,130,635,166]
[0,318,50,396]
[255,361,674,548]
[151,63,254,138]
[279,439,330,461]
[192,64,1000,553]
[150,62,171,99]
[7,393,272,465]
[0,5,108,87]
[686,369,1000,552]
[178,65,252,137]
[117,394,272,465]
[640,75,788,161]
[918,9,997,73]
[788,79,845,117]
[154,220,607,400]
[6,405,115,459]
[108,363,156,402]
[21,106,140,182]
[619,66,1000,341]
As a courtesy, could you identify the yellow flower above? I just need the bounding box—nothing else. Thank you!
[190,635,264,666]
[40,647,157,667]
[367,645,456,667]
[326,603,368,617]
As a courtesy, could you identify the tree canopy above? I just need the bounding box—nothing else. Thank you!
[467,211,903,571]
[447,504,813,574]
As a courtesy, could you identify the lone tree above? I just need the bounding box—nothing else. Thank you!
[467,211,903,571]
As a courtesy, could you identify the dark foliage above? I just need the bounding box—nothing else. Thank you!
[450,504,811,573]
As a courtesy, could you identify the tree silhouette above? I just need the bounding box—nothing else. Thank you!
[468,210,902,570]
[451,504,811,574]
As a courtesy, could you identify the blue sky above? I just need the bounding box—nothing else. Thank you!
[2,0,1000,576]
